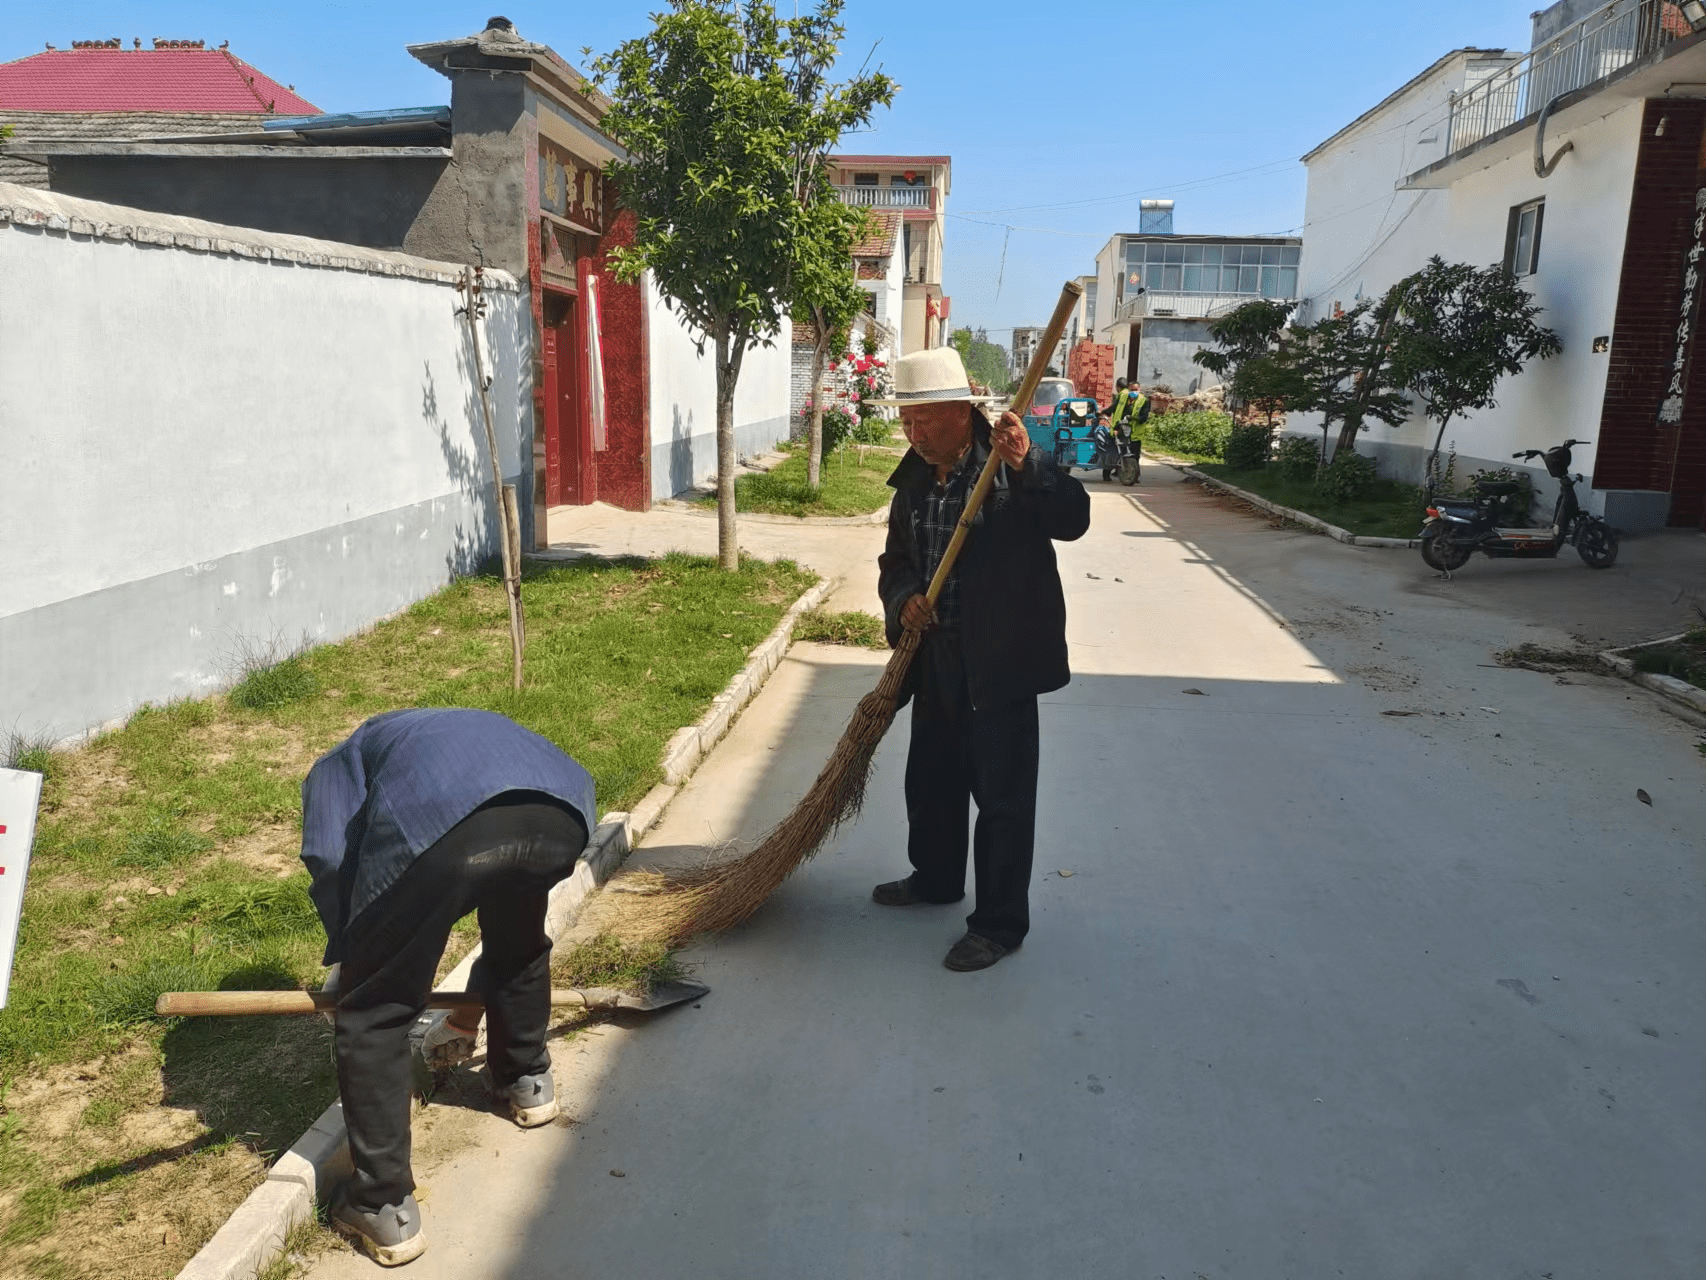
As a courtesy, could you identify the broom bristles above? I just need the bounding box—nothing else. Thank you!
[591,628,923,945]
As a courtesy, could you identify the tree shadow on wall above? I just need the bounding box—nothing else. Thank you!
[424,358,499,580]
[670,406,696,499]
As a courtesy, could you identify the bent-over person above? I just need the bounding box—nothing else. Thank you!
[300,708,594,1266]
[871,348,1091,971]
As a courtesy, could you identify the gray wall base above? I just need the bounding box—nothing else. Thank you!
[2,485,516,743]
[652,414,789,501]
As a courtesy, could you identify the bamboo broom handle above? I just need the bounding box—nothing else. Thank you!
[154,988,627,1017]
[922,280,1084,609]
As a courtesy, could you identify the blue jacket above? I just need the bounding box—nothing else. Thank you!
[300,708,596,962]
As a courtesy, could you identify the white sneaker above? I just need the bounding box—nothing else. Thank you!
[486,1069,557,1128]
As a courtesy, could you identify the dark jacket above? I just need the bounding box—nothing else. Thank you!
[300,708,596,962]
[878,409,1091,709]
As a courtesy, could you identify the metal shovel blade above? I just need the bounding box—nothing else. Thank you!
[603,977,709,1012]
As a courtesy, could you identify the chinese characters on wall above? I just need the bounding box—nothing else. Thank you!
[1657,186,1706,424]
[540,141,603,235]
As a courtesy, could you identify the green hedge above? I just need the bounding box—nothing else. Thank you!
[1144,410,1234,460]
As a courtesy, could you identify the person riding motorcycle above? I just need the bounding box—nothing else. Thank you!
[1102,379,1150,444]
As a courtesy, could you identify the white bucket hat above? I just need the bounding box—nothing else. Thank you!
[867,347,992,406]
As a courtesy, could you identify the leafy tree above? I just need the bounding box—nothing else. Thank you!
[792,203,872,488]
[593,0,894,568]
[1386,256,1563,482]
[1192,299,1307,429]
[1288,294,1411,464]
[950,326,1012,395]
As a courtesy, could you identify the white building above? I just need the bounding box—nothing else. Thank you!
[1091,204,1302,395]
[1296,0,1706,531]
[828,154,952,354]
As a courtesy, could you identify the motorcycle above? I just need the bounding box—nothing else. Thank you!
[1089,421,1142,486]
[1419,439,1618,573]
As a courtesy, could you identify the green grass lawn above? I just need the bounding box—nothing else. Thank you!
[0,552,815,1279]
[697,444,897,518]
[1194,464,1422,540]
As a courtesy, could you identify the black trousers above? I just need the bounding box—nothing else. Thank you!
[904,635,1040,950]
[334,794,587,1211]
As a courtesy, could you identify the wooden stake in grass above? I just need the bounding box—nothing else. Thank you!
[596,280,1086,946]
[459,266,525,691]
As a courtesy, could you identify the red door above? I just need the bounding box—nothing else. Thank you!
[542,292,586,505]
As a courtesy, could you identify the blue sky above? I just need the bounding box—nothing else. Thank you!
[5,1,1534,344]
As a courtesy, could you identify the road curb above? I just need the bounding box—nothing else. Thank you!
[661,577,835,784]
[175,576,836,1280]
[1597,634,1706,718]
[1177,466,1421,549]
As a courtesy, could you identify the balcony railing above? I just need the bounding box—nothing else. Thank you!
[1446,0,1692,155]
[834,185,936,210]
[1117,289,1298,324]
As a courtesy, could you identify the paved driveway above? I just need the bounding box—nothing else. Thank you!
[312,467,1704,1280]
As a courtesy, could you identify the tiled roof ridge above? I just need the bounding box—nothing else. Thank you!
[219,47,275,112]
[0,181,517,289]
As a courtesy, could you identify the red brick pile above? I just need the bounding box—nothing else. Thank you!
[1067,339,1115,405]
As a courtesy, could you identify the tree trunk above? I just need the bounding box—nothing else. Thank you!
[1425,412,1454,487]
[714,326,742,571]
[1332,411,1362,464]
[808,321,826,490]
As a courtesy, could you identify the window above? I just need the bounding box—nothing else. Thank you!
[853,172,878,186]
[1122,240,1300,298]
[1506,199,1544,277]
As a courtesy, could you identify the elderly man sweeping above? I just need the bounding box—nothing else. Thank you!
[301,708,594,1265]
[872,348,1090,971]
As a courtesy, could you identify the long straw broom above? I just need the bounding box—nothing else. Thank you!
[599,280,1086,945]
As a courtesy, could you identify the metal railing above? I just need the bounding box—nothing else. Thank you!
[833,185,935,209]
[1447,0,1692,154]
[1116,291,1297,323]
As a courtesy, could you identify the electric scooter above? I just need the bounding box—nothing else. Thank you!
[1418,439,1618,572]
[1090,422,1142,486]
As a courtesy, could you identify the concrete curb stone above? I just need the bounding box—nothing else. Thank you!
[175,575,836,1280]
[1176,465,1421,549]
[660,577,835,784]
[1596,633,1706,719]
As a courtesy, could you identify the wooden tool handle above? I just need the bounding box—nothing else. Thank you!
[923,280,1083,609]
[154,988,617,1017]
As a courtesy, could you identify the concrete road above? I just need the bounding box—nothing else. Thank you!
[313,466,1705,1280]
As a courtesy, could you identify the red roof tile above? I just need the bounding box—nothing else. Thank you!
[851,210,900,259]
[0,47,319,114]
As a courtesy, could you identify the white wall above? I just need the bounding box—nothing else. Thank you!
[1291,98,1641,512]
[1385,103,1640,499]
[645,279,792,500]
[1093,237,1120,345]
[0,184,528,740]
[1296,54,1473,320]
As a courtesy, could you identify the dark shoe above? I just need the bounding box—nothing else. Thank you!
[943,932,1013,972]
[485,1068,558,1128]
[332,1195,426,1267]
[872,877,963,907]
